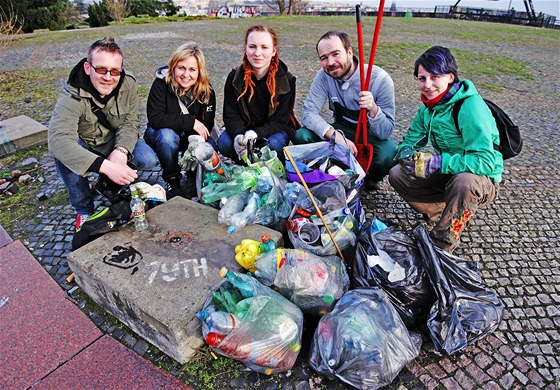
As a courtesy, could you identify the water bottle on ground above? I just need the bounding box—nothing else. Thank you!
[130,186,149,231]
[218,191,249,225]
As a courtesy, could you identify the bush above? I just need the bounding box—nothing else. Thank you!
[87,0,112,27]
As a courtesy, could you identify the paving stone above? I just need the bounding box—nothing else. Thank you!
[512,369,529,385]
[465,363,491,384]
[487,363,506,379]
[500,372,516,389]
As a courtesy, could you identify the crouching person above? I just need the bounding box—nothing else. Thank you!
[389,46,502,252]
[48,37,157,230]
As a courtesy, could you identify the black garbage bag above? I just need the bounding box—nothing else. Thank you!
[412,223,504,355]
[308,288,421,389]
[352,218,435,329]
[72,200,132,250]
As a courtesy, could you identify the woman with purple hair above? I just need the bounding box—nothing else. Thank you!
[389,46,503,252]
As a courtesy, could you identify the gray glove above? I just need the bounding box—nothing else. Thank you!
[234,134,247,160]
[181,135,205,171]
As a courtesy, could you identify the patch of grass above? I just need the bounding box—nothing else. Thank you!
[179,347,243,389]
[0,145,68,236]
[0,68,67,123]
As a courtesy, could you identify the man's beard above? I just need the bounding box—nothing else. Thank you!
[328,60,352,80]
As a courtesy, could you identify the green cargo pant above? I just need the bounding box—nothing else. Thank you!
[388,165,500,252]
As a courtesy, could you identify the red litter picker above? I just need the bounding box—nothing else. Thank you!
[354,1,386,173]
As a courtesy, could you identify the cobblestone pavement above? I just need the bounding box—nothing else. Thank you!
[2,18,559,389]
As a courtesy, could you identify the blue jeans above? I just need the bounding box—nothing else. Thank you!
[217,130,289,164]
[144,127,186,182]
[55,139,157,215]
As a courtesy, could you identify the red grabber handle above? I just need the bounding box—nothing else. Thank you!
[355,5,368,145]
[365,0,386,87]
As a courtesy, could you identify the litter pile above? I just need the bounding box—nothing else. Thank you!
[183,138,504,389]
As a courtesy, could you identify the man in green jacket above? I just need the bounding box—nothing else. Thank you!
[389,46,503,252]
[48,37,157,230]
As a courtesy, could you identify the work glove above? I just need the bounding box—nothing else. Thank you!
[242,130,258,145]
[181,135,205,171]
[405,151,442,178]
[394,145,415,162]
[234,134,248,160]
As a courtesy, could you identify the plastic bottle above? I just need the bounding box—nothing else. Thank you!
[197,310,237,334]
[219,267,254,298]
[311,207,350,226]
[285,217,310,233]
[260,234,276,253]
[218,191,248,225]
[194,142,221,171]
[130,186,149,231]
[201,171,257,204]
[227,192,260,234]
[253,250,280,285]
[212,289,236,313]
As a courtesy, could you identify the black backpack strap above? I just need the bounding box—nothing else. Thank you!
[452,98,466,135]
[89,100,117,131]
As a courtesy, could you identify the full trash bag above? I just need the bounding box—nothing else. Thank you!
[252,248,350,315]
[309,288,422,389]
[284,138,366,190]
[352,218,435,329]
[199,268,303,374]
[412,224,504,355]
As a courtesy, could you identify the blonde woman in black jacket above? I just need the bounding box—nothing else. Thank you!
[144,41,216,197]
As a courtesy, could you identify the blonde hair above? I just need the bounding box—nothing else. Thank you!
[238,25,279,108]
[166,41,211,104]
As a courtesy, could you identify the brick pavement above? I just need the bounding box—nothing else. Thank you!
[1,19,559,389]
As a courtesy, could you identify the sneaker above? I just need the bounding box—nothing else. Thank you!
[364,176,381,191]
[75,214,90,231]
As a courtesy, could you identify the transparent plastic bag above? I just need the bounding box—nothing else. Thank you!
[284,138,365,190]
[352,219,435,329]
[253,168,291,230]
[413,224,504,355]
[309,288,421,389]
[252,248,349,315]
[200,270,304,374]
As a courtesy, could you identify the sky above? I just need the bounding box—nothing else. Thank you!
[380,0,559,17]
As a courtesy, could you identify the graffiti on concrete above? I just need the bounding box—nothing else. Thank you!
[209,5,258,18]
[146,258,208,284]
[103,244,143,270]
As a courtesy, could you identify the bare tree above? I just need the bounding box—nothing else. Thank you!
[0,3,23,52]
[106,0,130,24]
[266,0,307,15]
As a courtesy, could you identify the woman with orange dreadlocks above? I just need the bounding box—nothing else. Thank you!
[218,24,299,164]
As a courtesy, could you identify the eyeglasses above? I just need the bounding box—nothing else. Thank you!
[88,62,123,77]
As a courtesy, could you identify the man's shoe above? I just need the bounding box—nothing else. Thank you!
[364,176,381,191]
[75,214,90,231]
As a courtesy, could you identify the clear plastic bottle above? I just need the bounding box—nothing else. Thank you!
[260,234,276,253]
[130,187,149,231]
[218,191,248,225]
[227,192,260,234]
[197,310,238,334]
[311,207,351,226]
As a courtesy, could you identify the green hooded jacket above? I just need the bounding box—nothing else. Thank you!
[398,79,503,183]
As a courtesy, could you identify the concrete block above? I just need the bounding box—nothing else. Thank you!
[68,197,283,364]
[0,115,47,158]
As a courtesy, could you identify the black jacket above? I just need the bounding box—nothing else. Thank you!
[223,59,299,140]
[146,66,216,136]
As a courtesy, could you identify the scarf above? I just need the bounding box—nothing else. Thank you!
[421,81,460,109]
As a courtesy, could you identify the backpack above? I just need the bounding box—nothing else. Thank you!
[72,200,132,250]
[452,98,522,160]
